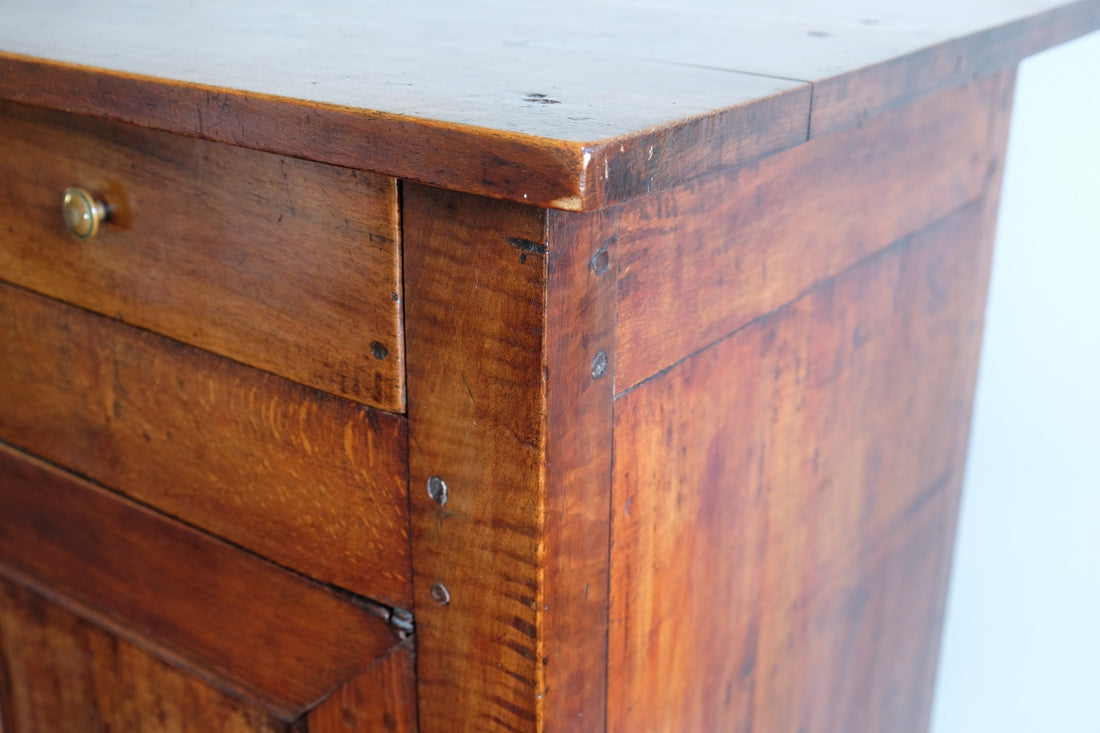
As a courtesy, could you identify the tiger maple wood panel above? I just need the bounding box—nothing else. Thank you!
[0,283,411,608]
[608,199,1000,731]
[403,186,548,732]
[402,186,618,731]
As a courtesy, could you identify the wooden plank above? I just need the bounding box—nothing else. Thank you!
[403,185,619,731]
[0,99,403,410]
[1,1,1095,209]
[403,185,548,732]
[607,198,1001,731]
[539,206,617,727]
[306,640,418,733]
[0,282,411,608]
[0,576,288,733]
[614,73,1011,393]
[0,445,407,722]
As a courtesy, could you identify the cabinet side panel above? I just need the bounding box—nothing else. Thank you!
[608,193,1003,731]
[403,185,547,732]
[614,73,1007,393]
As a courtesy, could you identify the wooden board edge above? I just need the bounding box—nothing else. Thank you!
[0,52,809,212]
[2,2,1094,212]
[610,71,1016,397]
[538,207,618,729]
[0,52,586,211]
[578,85,811,211]
[2,5,1085,218]
[403,183,549,731]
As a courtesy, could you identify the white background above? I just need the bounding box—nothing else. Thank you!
[931,29,1100,733]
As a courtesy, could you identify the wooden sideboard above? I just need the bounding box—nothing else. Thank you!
[1,2,1097,731]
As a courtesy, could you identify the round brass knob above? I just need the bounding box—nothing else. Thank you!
[61,186,108,240]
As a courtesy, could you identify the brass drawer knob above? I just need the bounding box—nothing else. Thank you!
[61,186,108,239]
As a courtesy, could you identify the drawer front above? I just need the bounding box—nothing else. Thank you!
[0,281,411,608]
[0,444,415,729]
[0,100,404,412]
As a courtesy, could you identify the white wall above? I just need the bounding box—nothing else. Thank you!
[931,30,1100,733]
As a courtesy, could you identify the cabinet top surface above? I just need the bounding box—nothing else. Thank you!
[1,0,1097,209]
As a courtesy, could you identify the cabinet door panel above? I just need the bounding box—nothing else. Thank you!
[0,443,416,730]
[0,577,286,733]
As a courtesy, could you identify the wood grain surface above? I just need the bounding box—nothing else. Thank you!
[306,639,418,733]
[403,186,620,731]
[539,206,618,729]
[0,444,409,723]
[608,197,1002,731]
[0,99,404,410]
[614,73,1012,392]
[0,282,411,608]
[1,0,1094,209]
[0,576,288,733]
[403,185,548,732]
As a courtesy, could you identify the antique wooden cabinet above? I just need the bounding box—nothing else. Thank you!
[1,2,1097,731]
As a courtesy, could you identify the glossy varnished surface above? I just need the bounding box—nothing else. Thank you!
[0,0,1095,208]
